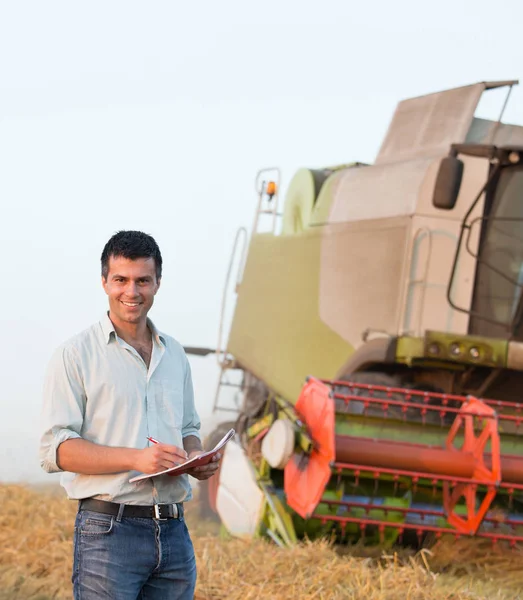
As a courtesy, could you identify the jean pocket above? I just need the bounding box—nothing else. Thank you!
[80,513,114,536]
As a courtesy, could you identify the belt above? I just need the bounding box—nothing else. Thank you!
[79,498,184,520]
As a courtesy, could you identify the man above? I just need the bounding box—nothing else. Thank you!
[40,230,218,600]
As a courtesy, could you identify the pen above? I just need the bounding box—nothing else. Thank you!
[146,436,189,461]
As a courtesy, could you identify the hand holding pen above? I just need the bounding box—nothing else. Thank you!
[147,436,222,481]
[134,436,188,474]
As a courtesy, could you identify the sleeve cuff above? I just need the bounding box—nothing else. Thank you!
[182,427,201,440]
[40,428,81,474]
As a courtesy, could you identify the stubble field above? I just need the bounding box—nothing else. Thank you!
[1,484,523,599]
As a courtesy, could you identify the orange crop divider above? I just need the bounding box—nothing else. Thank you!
[443,396,501,535]
[284,377,335,519]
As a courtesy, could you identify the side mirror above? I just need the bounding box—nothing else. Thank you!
[432,156,464,210]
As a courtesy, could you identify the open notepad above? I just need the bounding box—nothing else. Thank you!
[129,428,235,483]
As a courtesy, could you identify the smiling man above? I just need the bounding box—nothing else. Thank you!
[39,230,217,600]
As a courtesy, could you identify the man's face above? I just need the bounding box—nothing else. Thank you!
[102,256,160,327]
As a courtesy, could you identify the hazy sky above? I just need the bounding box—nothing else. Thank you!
[1,0,523,482]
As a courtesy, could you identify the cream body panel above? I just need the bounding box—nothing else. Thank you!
[328,158,434,224]
[318,154,489,343]
[400,157,489,336]
[319,217,410,346]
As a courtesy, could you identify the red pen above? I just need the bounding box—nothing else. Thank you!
[146,436,189,461]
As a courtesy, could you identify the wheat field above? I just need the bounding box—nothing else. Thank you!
[1,484,523,599]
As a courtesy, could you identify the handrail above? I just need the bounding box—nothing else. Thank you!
[216,226,248,366]
[403,227,433,336]
[252,167,281,235]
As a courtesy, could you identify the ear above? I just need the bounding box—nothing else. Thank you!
[101,276,109,295]
[154,277,161,294]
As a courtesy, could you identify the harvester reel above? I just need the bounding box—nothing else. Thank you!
[281,376,523,545]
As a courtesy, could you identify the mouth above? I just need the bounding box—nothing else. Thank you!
[120,301,142,308]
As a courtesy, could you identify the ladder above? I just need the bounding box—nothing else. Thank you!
[213,168,282,413]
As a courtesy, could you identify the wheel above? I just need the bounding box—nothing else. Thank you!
[333,371,446,424]
[333,371,403,417]
[403,381,453,425]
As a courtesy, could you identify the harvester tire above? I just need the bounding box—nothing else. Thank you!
[197,420,236,520]
[235,371,271,442]
[335,371,448,424]
[334,371,403,417]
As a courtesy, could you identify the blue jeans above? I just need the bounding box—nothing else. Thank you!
[72,509,196,599]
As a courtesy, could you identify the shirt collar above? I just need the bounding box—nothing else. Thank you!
[148,318,167,346]
[100,312,166,346]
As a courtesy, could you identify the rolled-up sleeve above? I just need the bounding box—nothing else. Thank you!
[39,344,85,473]
[181,357,201,440]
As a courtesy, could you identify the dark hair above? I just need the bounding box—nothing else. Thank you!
[101,230,163,280]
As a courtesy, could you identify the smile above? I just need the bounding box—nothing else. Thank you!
[120,301,141,307]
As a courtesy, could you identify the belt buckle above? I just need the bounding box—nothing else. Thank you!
[154,503,177,520]
[154,504,168,520]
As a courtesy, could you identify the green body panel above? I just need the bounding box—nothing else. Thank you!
[395,336,425,365]
[227,231,354,402]
[397,332,509,368]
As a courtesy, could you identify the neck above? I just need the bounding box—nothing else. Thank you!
[108,312,150,344]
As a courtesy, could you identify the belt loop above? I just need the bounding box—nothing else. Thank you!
[177,503,184,521]
[116,503,125,523]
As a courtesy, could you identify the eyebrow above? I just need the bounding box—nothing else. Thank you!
[111,274,152,280]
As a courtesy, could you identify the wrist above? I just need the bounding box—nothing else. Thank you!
[126,448,141,471]
[183,435,202,456]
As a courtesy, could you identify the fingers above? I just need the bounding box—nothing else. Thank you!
[193,471,215,480]
[158,458,178,470]
[154,452,180,471]
[150,446,187,471]
[161,444,188,461]
[185,453,223,479]
[191,467,219,480]
[196,452,222,471]
[189,462,220,475]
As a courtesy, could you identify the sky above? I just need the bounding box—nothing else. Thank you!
[1,0,523,483]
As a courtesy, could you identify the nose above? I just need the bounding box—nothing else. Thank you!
[124,281,140,297]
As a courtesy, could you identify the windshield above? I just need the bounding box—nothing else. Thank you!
[470,166,523,339]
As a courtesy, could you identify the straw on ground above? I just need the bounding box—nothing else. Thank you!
[1,484,522,600]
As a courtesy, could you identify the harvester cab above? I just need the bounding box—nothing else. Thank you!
[191,80,523,547]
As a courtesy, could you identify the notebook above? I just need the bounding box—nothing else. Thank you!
[129,428,235,483]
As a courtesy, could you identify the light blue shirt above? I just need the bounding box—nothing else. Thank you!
[39,313,201,505]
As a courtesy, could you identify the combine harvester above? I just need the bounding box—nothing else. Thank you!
[189,80,523,547]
